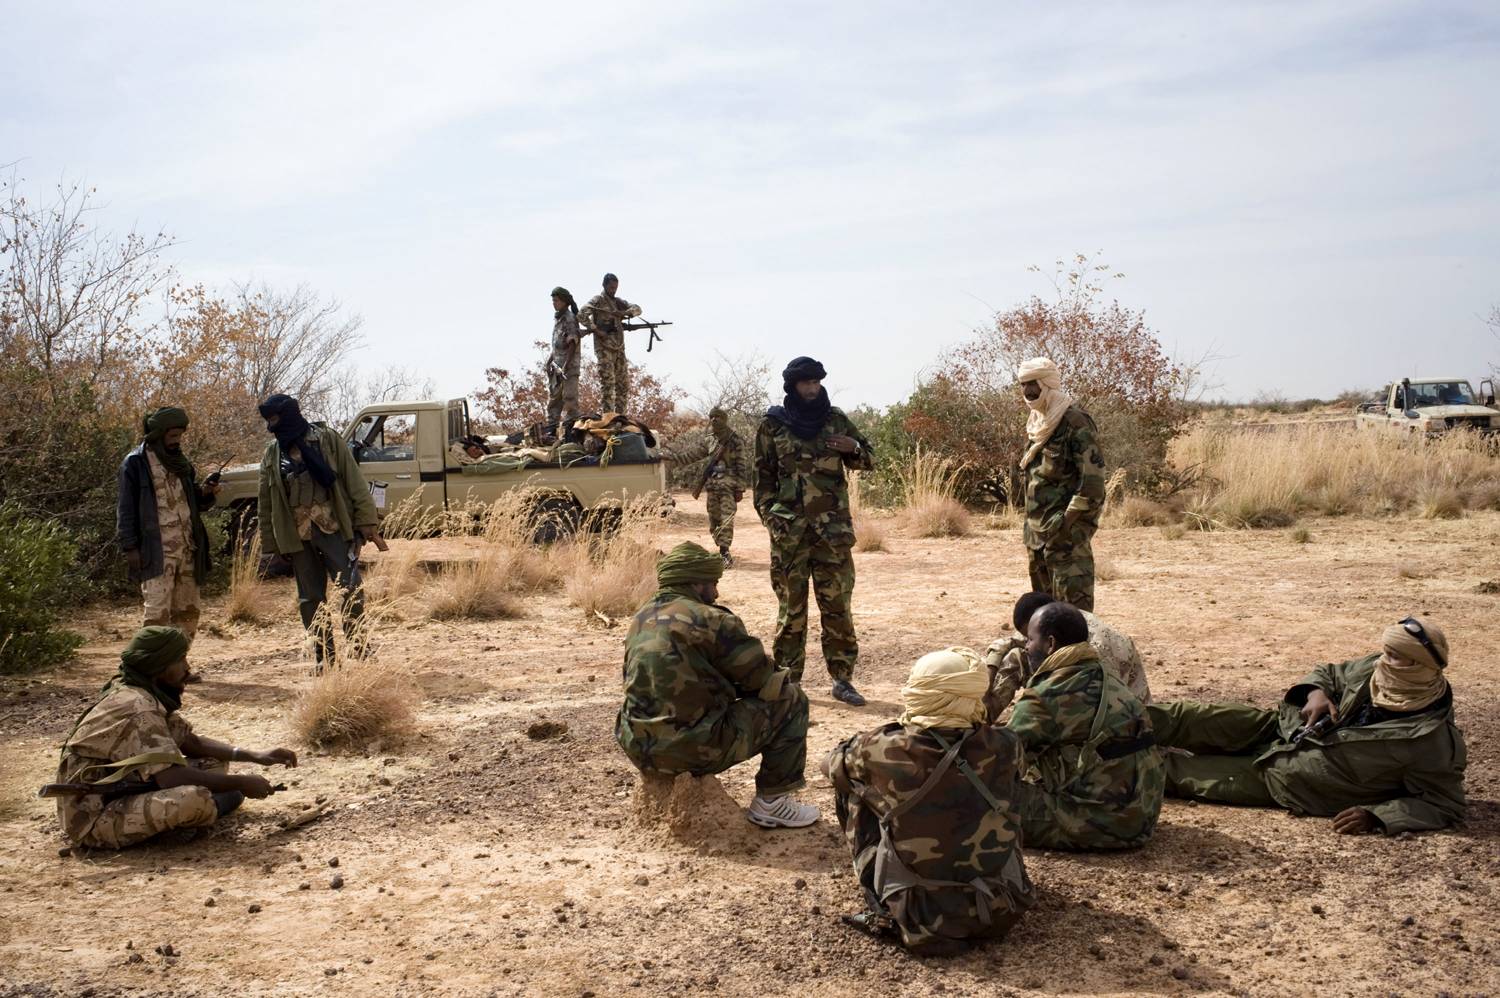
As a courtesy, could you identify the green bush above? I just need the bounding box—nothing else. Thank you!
[0,501,84,672]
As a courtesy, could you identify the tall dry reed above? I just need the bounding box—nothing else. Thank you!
[226,530,270,624]
[896,446,971,538]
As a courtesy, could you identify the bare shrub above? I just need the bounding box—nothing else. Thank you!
[291,658,417,748]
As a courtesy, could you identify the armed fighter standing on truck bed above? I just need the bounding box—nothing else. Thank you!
[579,273,671,415]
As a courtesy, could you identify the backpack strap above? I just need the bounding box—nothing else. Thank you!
[76,751,188,784]
[929,729,1007,813]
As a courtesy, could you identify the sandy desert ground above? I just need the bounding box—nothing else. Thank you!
[1,500,1497,997]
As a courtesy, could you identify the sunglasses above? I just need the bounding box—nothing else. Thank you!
[1399,617,1446,669]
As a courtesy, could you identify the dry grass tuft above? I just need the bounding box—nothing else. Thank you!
[1170,424,1500,526]
[896,447,971,538]
[365,543,425,603]
[853,514,888,552]
[427,552,524,621]
[291,657,418,748]
[226,531,271,625]
[1094,555,1122,581]
[559,498,662,620]
[1159,523,1187,541]
[1108,495,1174,528]
[1289,526,1312,544]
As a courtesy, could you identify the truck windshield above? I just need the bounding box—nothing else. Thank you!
[1408,382,1476,407]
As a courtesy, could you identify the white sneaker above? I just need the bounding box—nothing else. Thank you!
[746,794,820,829]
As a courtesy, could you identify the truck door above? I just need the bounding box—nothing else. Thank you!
[349,409,426,516]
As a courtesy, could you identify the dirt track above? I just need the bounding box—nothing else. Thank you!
[1,502,1497,997]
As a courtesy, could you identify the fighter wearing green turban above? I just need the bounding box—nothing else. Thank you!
[117,407,221,671]
[616,542,820,828]
[53,627,299,850]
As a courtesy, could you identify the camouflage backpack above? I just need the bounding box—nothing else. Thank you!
[829,725,1035,955]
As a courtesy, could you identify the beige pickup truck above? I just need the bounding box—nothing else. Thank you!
[216,398,668,535]
[1355,377,1497,437]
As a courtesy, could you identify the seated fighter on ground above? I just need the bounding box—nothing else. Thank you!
[823,647,1035,955]
[616,542,820,828]
[1007,602,1163,850]
[1147,615,1465,835]
[984,591,1152,720]
[53,627,297,849]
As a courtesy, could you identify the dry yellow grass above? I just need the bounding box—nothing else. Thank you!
[427,552,524,621]
[225,531,270,624]
[849,472,889,552]
[559,498,661,620]
[290,656,418,748]
[1106,495,1174,528]
[1170,424,1500,526]
[895,447,971,537]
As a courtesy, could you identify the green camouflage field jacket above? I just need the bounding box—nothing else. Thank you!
[1021,406,1105,551]
[753,408,873,547]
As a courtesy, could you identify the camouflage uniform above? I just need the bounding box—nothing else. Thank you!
[55,685,221,849]
[704,429,747,552]
[547,308,582,427]
[1007,644,1164,850]
[753,408,874,682]
[142,449,201,641]
[581,292,637,415]
[824,723,1036,954]
[616,588,808,796]
[1021,406,1105,611]
[984,611,1152,720]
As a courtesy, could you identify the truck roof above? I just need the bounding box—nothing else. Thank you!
[1408,377,1473,384]
[356,399,454,412]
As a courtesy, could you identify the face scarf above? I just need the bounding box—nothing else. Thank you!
[142,406,195,480]
[1029,640,1097,680]
[1016,357,1075,469]
[766,356,832,440]
[1372,618,1450,711]
[899,647,988,729]
[656,541,724,594]
[259,394,337,489]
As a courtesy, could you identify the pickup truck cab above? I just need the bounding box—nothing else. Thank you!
[216,398,668,532]
[1355,377,1497,437]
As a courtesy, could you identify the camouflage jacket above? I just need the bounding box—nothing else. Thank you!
[984,611,1152,720]
[580,293,636,338]
[1021,405,1105,550]
[705,430,748,493]
[56,685,193,844]
[1007,643,1163,848]
[824,723,1036,953]
[753,408,874,546]
[550,310,581,367]
[616,588,790,773]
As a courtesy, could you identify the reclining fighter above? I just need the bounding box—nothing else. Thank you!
[1148,615,1465,835]
[616,542,819,828]
[53,626,297,849]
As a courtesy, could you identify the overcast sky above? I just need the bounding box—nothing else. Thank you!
[4,1,1497,410]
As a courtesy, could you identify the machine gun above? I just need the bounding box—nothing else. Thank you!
[40,780,287,800]
[622,320,672,352]
[692,440,730,501]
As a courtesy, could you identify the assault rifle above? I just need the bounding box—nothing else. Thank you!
[692,441,730,501]
[621,320,672,352]
[39,780,287,800]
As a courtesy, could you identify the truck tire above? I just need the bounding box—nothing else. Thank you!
[525,490,583,544]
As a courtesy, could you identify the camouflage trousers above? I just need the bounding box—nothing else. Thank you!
[142,556,200,644]
[621,687,810,797]
[1026,519,1097,612]
[705,483,738,551]
[769,525,858,682]
[1146,701,1280,807]
[71,759,226,849]
[1012,760,1164,851]
[546,350,580,427]
[594,331,629,415]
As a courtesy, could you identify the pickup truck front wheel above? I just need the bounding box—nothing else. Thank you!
[525,490,584,544]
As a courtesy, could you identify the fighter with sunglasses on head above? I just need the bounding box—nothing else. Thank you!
[1142,616,1465,835]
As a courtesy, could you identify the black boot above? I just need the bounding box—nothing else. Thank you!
[831,680,866,707]
[212,790,245,818]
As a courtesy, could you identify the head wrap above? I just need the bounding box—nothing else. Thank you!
[709,407,730,440]
[656,541,724,591]
[709,407,727,420]
[899,647,989,730]
[603,273,618,287]
[1373,617,1450,711]
[258,394,336,488]
[142,406,194,477]
[118,625,190,713]
[767,356,832,440]
[1016,357,1074,469]
[552,286,578,316]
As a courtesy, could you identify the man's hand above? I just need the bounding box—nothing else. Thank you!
[826,435,859,455]
[252,748,298,768]
[204,482,223,497]
[125,549,142,573]
[1300,688,1338,727]
[359,528,390,552]
[236,774,275,799]
[1332,807,1380,835]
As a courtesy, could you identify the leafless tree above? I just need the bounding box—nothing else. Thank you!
[327,364,437,426]
[225,281,363,414]
[690,349,773,417]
